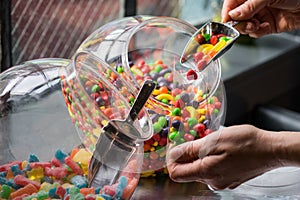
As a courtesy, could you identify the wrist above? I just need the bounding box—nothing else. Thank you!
[268,131,300,167]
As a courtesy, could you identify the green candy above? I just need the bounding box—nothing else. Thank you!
[154,65,163,73]
[187,118,198,128]
[153,122,163,133]
[161,99,169,104]
[214,108,219,115]
[70,193,84,200]
[219,36,231,42]
[91,84,100,93]
[169,131,179,141]
[203,33,211,41]
[0,184,10,199]
[190,130,197,137]
[158,116,167,127]
[172,108,181,116]
[117,66,124,73]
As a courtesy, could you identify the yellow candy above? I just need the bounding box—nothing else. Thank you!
[203,45,214,54]
[212,40,226,52]
[152,89,161,96]
[150,147,156,152]
[198,108,206,115]
[155,93,173,101]
[40,182,52,192]
[27,167,44,180]
[197,44,213,52]
[130,66,143,77]
[198,115,206,123]
[141,171,156,178]
[185,106,197,118]
[72,149,92,165]
[61,183,75,189]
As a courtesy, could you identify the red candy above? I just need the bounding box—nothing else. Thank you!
[186,69,198,80]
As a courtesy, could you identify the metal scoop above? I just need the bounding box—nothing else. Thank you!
[88,79,156,187]
[180,21,240,72]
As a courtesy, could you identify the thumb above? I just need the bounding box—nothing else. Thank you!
[228,0,268,20]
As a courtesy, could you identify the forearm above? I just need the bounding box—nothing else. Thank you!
[266,130,300,167]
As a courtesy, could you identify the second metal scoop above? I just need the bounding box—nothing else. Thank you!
[180,21,240,72]
[88,79,156,187]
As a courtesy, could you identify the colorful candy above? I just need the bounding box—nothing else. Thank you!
[0,149,137,199]
[185,31,233,78]
[61,53,224,178]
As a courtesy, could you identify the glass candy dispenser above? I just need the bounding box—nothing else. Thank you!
[75,16,226,176]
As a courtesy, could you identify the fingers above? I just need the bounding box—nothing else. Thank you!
[228,0,268,21]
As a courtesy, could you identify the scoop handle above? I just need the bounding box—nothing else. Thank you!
[128,80,156,122]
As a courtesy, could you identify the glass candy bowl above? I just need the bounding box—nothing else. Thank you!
[0,58,80,164]
[75,16,227,177]
[0,58,150,200]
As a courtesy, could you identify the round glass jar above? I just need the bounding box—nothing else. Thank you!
[0,58,79,164]
[75,16,227,176]
[0,58,149,200]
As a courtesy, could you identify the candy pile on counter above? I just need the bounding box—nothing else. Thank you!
[0,148,137,200]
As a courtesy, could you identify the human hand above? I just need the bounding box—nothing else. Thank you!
[166,125,283,189]
[221,0,300,38]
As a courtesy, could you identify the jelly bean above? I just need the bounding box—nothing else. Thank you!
[171,108,181,116]
[49,187,59,198]
[212,40,226,52]
[55,149,68,163]
[115,176,127,199]
[153,122,163,133]
[51,157,62,167]
[195,34,206,44]
[184,133,195,141]
[193,123,205,135]
[210,35,218,45]
[0,184,10,199]
[44,166,68,179]
[56,185,66,198]
[186,69,198,80]
[102,184,116,197]
[70,192,85,200]
[0,161,22,172]
[196,59,207,71]
[187,117,198,128]
[14,174,40,190]
[28,154,40,163]
[64,156,83,175]
[80,187,95,196]
[29,162,51,169]
[10,183,38,199]
[155,93,173,101]
[72,148,92,165]
[0,172,7,177]
[168,131,179,141]
[11,164,23,176]
[171,120,182,130]
[122,178,138,200]
[70,175,87,189]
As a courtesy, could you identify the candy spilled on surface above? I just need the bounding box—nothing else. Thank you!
[0,148,138,200]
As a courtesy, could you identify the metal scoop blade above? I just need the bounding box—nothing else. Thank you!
[88,80,156,187]
[180,21,240,72]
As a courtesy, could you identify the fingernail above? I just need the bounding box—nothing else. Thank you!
[229,9,241,18]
